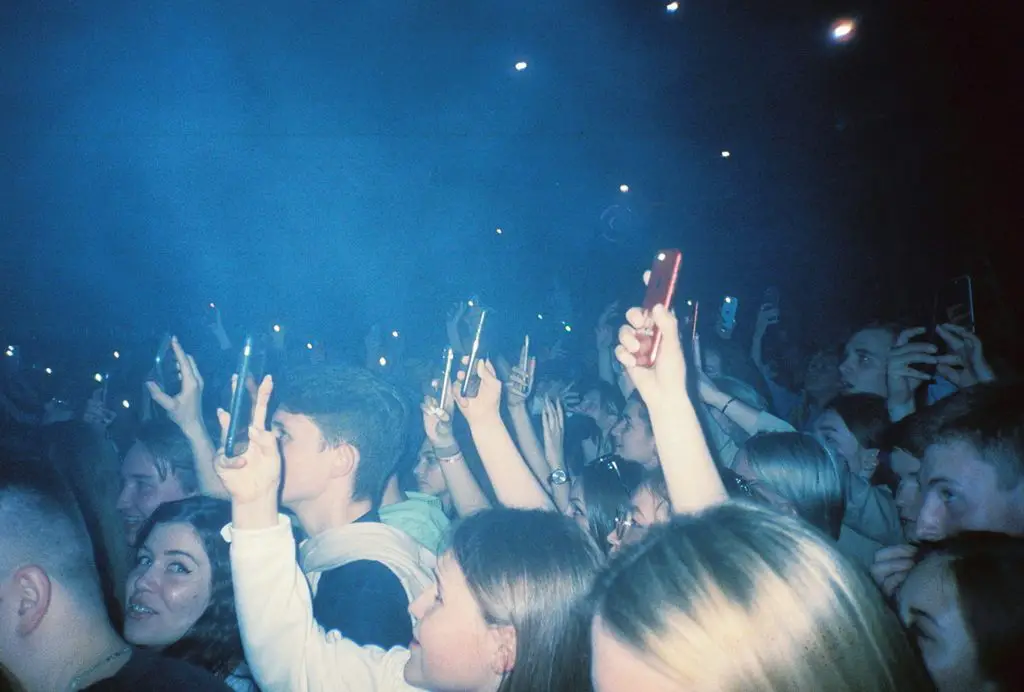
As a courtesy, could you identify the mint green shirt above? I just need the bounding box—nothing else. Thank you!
[379,492,451,555]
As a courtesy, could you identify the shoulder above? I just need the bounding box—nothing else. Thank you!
[89,651,230,691]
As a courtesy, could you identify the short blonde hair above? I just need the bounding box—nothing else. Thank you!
[591,502,928,691]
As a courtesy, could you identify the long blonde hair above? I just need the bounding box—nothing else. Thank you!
[591,502,929,691]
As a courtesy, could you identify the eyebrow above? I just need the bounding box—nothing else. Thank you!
[164,549,199,563]
[926,475,959,488]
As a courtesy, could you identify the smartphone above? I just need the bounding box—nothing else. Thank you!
[204,302,219,326]
[635,249,682,367]
[934,275,975,332]
[153,334,181,396]
[718,296,739,338]
[461,309,488,397]
[691,300,700,343]
[438,347,455,411]
[763,286,780,312]
[224,336,254,457]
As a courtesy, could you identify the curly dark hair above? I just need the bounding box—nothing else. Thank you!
[132,497,244,681]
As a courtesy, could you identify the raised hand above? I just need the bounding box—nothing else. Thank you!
[83,388,116,432]
[886,328,952,410]
[935,323,995,388]
[541,397,566,469]
[422,391,456,449]
[146,336,205,432]
[559,382,582,412]
[615,303,688,412]
[454,358,503,424]
[595,301,620,350]
[213,375,280,506]
[506,361,535,409]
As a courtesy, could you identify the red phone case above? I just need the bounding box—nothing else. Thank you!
[636,250,682,367]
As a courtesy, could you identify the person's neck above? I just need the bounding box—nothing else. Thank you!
[380,476,407,506]
[289,490,374,538]
[18,613,127,692]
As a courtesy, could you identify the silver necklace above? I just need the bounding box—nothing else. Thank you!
[67,646,132,691]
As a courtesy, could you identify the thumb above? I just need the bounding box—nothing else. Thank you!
[216,408,230,449]
[146,381,175,411]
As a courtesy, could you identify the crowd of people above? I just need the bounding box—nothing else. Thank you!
[1,267,1022,692]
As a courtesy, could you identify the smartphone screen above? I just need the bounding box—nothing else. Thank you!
[461,309,488,397]
[224,336,254,456]
[934,275,975,332]
[718,296,739,338]
[438,347,454,411]
[636,249,683,367]
[153,334,180,397]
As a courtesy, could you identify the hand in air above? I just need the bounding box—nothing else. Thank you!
[541,397,566,469]
[886,328,956,408]
[213,375,281,505]
[754,303,780,335]
[83,388,116,431]
[421,378,457,449]
[935,323,995,388]
[147,336,205,431]
[595,301,620,350]
[454,358,503,424]
[615,301,688,412]
[691,333,720,405]
[505,360,536,409]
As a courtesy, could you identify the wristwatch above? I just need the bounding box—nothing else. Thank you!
[548,468,569,486]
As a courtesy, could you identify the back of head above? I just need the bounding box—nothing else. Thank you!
[451,509,603,692]
[743,432,846,539]
[276,364,409,503]
[883,385,983,457]
[135,419,199,495]
[930,383,1024,489]
[135,497,242,679]
[826,393,889,450]
[918,532,1024,689]
[592,502,929,691]
[0,461,103,615]
[580,456,644,554]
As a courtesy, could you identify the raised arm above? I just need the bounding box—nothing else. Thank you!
[421,394,490,517]
[615,302,727,514]
[504,360,555,495]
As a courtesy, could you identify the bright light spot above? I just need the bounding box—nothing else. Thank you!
[378,356,388,367]
[306,342,314,350]
[113,351,120,359]
[468,300,475,307]
[209,302,216,309]
[94,373,103,382]
[495,227,503,235]
[619,184,630,193]
[657,252,666,261]
[122,399,131,409]
[830,18,856,43]
[563,324,572,333]
[392,330,400,338]
[45,367,53,375]
[686,299,694,306]
[273,324,281,333]
[515,61,528,71]
[3,350,12,357]
[721,151,731,158]
[725,297,734,304]
[666,2,679,13]
[537,313,544,320]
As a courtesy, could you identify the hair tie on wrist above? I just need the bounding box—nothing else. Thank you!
[721,397,738,415]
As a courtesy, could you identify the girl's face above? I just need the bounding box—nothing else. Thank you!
[606,483,670,554]
[813,409,877,478]
[124,522,212,648]
[565,479,590,533]
[405,553,514,692]
[413,440,448,497]
[898,555,987,692]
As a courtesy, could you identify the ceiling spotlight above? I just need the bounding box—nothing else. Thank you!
[94,373,103,383]
[113,350,120,359]
[306,342,314,350]
[721,151,731,158]
[619,184,630,193]
[392,330,400,338]
[666,1,680,13]
[122,399,131,409]
[495,227,503,235]
[378,356,388,367]
[830,18,857,43]
[273,324,281,333]
[45,367,53,375]
[514,61,528,71]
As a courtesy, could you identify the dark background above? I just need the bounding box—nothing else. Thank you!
[2,0,1020,363]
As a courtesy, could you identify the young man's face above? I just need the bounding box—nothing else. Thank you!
[271,410,342,506]
[916,438,1024,541]
[116,442,190,545]
[609,399,657,468]
[839,328,894,396]
[890,447,922,540]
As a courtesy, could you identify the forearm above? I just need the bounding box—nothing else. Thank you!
[434,449,491,516]
[467,414,554,510]
[704,388,793,436]
[649,396,728,514]
[180,419,229,499]
[508,405,555,493]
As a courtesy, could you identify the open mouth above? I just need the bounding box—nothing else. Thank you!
[127,601,158,619]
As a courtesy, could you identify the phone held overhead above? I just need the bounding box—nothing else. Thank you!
[635,249,682,368]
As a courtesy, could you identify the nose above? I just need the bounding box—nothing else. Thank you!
[838,357,854,379]
[116,485,133,512]
[408,586,432,620]
[133,563,160,594]
[914,493,947,541]
[605,528,621,554]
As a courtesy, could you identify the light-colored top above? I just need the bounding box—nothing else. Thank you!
[225,516,432,692]
[379,492,451,555]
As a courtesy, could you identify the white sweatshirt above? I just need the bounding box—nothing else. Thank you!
[226,516,432,692]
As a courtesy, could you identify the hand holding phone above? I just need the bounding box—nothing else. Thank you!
[460,309,488,397]
[153,334,181,397]
[224,337,254,457]
[437,347,455,412]
[635,249,682,368]
[717,296,739,339]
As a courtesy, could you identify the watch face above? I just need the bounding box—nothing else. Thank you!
[550,468,568,485]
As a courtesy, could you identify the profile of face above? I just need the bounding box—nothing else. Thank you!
[117,442,190,545]
[607,483,670,553]
[272,410,345,506]
[610,400,657,468]
[413,439,447,497]
[890,448,922,540]
[898,555,987,692]
[405,553,512,691]
[916,439,1024,541]
[565,479,590,533]
[805,350,840,400]
[124,522,212,649]
[731,450,798,517]
[839,328,894,396]
[812,409,877,479]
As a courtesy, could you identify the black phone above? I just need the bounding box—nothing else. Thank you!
[224,336,254,457]
[763,286,780,312]
[461,309,488,398]
[438,346,455,411]
[934,275,975,332]
[153,334,181,397]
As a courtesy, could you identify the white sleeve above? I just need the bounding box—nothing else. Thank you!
[227,516,419,692]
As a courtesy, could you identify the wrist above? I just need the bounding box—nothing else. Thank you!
[432,442,461,458]
[703,388,731,410]
[230,494,279,530]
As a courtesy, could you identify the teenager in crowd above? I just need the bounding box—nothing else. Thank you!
[0,463,227,691]
[116,419,199,545]
[215,374,601,691]
[126,497,255,690]
[566,454,643,555]
[591,504,931,691]
[898,532,1024,691]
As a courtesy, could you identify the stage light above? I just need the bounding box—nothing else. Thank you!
[830,18,856,43]
[378,356,388,367]
[94,373,103,382]
[122,400,131,409]
[721,151,731,158]
[666,2,679,13]
[563,323,572,333]
[113,350,120,359]
[273,324,281,333]
[45,367,53,375]
[619,184,629,193]
[515,61,528,71]
[306,342,314,350]
[392,330,400,338]
[537,313,544,320]
[495,227,503,234]
[725,296,734,304]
